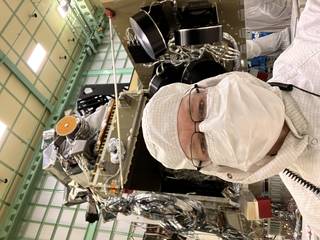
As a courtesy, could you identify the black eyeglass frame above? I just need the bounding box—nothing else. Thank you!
[188,84,209,171]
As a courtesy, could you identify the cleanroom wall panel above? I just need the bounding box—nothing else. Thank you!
[50,42,70,73]
[0,90,22,128]
[45,7,65,37]
[5,74,29,103]
[40,62,62,93]
[13,109,39,143]
[0,64,10,85]
[0,1,11,32]
[12,29,32,56]
[35,21,57,53]
[16,1,36,27]
[0,133,27,169]
[0,0,85,225]
[2,17,24,46]
[60,25,78,56]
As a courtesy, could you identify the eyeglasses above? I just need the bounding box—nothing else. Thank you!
[188,84,211,171]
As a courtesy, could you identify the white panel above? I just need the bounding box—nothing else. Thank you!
[121,75,132,84]
[116,221,131,233]
[39,61,61,92]
[17,61,37,84]
[69,228,86,239]
[118,51,128,59]
[25,95,46,120]
[113,234,129,240]
[53,226,69,240]
[43,175,58,189]
[73,210,88,228]
[98,220,114,231]
[116,75,121,83]
[36,0,52,17]
[4,0,22,11]
[16,0,35,25]
[49,41,68,73]
[0,133,27,170]
[38,224,55,240]
[59,209,75,225]
[93,52,106,62]
[5,74,29,103]
[13,29,31,56]
[84,76,98,85]
[0,90,22,128]
[32,190,40,203]
[0,1,12,32]
[95,231,111,240]
[30,206,46,221]
[96,75,108,84]
[13,109,39,142]
[90,61,103,70]
[115,60,126,68]
[24,207,33,221]
[45,207,61,224]
[34,21,56,53]
[45,3,65,37]
[36,190,52,205]
[97,43,109,51]
[102,60,112,69]
[133,225,146,235]
[21,222,40,239]
[35,81,52,100]
[0,64,10,84]
[36,175,47,188]
[79,202,88,210]
[51,191,64,206]
[56,182,65,191]
[2,16,23,44]
[125,61,133,68]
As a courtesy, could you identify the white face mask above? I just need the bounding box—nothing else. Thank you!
[199,75,285,172]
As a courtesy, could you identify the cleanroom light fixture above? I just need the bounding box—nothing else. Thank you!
[57,0,71,18]
[57,5,68,18]
[0,121,7,141]
[27,43,47,73]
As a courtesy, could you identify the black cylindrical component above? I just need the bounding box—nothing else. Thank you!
[174,25,222,46]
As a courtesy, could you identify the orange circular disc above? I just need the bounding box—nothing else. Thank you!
[56,116,78,137]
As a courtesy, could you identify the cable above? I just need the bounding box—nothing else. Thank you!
[269,82,320,98]
[292,85,320,98]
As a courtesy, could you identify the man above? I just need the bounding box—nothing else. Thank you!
[245,0,292,58]
[142,0,320,238]
[245,0,292,32]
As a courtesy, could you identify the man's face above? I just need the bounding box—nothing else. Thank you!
[176,75,286,172]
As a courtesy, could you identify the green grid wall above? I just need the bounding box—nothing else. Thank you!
[15,14,138,240]
[82,31,133,85]
[0,0,86,221]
